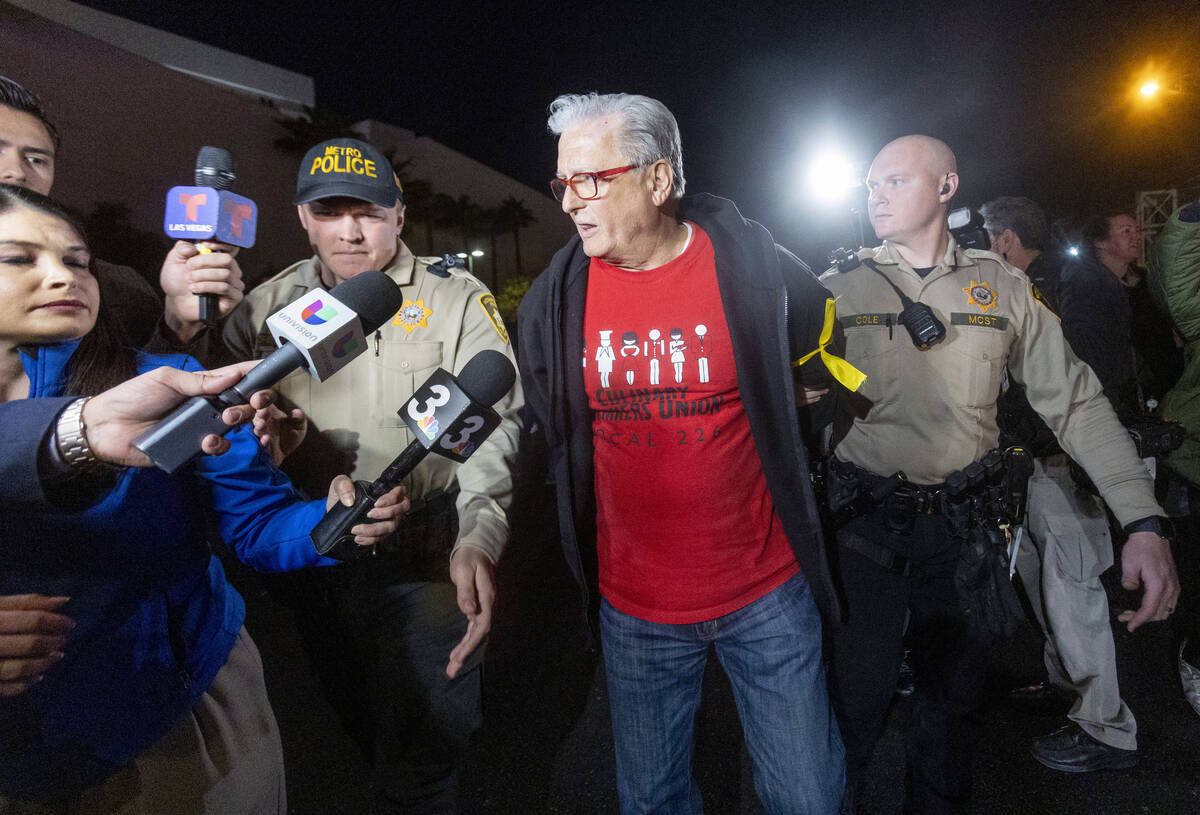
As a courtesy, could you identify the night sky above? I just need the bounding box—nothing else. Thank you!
[78,0,1200,267]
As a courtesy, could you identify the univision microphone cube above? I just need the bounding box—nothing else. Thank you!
[266,289,367,382]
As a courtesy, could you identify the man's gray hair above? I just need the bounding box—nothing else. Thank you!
[547,92,686,199]
[980,196,1050,252]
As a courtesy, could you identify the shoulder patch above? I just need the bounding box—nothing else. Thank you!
[478,293,509,344]
[1029,281,1059,318]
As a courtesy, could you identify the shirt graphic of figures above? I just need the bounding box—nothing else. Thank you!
[583,224,797,623]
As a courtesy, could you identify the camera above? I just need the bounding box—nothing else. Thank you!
[949,207,990,251]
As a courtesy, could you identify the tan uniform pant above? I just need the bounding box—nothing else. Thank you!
[1015,454,1138,750]
[0,627,286,815]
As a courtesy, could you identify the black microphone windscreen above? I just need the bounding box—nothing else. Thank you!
[457,349,516,407]
[327,270,404,333]
[195,146,235,190]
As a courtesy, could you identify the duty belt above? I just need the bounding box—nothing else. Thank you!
[830,459,949,515]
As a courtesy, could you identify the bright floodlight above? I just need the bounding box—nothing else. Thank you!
[471,249,485,257]
[1141,81,1160,97]
[1068,246,1080,256]
[456,252,468,259]
[807,151,859,203]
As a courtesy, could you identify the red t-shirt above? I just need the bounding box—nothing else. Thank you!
[583,224,798,624]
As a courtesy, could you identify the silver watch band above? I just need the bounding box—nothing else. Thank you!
[55,397,97,470]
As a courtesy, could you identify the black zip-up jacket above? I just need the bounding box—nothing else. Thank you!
[517,194,842,629]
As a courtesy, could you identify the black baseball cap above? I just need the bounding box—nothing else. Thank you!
[294,138,403,207]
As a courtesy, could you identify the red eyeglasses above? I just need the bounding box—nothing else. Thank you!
[550,165,639,201]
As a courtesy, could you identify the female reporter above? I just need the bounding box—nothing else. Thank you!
[0,183,405,813]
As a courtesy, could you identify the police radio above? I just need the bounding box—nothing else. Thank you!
[310,349,516,560]
[829,248,947,350]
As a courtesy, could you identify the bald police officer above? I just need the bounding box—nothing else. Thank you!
[821,135,1178,813]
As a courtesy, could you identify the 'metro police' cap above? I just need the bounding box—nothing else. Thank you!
[294,138,403,208]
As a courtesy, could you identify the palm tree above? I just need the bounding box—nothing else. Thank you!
[479,206,501,291]
[493,196,538,275]
[439,195,486,255]
[397,178,436,254]
[265,101,363,155]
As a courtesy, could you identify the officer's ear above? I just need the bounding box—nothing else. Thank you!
[938,172,959,202]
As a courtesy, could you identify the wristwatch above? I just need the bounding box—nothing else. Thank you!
[1123,515,1173,540]
[55,397,98,472]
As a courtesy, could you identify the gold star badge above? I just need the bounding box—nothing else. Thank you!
[393,299,433,334]
[963,280,998,313]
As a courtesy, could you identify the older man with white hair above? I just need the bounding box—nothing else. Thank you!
[519,92,851,814]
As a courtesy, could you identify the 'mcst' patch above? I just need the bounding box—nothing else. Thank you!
[839,313,896,328]
[479,293,510,344]
[951,313,1009,330]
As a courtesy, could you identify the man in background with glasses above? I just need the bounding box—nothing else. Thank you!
[519,92,850,814]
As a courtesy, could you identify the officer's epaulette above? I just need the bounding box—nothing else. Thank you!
[821,246,874,277]
[423,253,466,278]
[421,253,484,287]
[965,247,1028,280]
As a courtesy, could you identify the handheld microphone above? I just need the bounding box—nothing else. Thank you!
[134,270,403,473]
[310,349,516,561]
[163,147,259,326]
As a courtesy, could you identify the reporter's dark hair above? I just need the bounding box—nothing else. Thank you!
[0,184,136,396]
[0,75,59,150]
[1081,212,1130,252]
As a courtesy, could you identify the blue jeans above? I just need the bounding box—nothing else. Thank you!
[599,573,845,814]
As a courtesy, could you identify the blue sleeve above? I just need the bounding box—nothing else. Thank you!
[194,425,337,572]
[0,398,73,504]
[138,352,336,572]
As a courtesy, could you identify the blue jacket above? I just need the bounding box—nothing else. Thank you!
[0,342,329,799]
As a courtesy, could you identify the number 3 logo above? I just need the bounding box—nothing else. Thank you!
[407,384,450,422]
[441,415,485,450]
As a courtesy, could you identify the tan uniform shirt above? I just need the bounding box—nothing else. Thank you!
[820,237,1161,527]
[223,240,522,563]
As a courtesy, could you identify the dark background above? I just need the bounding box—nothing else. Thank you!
[77,0,1200,268]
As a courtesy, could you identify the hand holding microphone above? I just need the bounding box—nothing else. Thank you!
[162,147,257,329]
[159,241,246,341]
[324,476,410,548]
[134,270,403,473]
[310,349,517,561]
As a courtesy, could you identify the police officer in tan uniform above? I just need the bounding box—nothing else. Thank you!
[222,138,521,814]
[820,135,1178,814]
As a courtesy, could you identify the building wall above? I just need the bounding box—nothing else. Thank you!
[0,1,571,292]
[362,119,573,291]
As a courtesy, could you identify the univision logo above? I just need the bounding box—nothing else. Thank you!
[302,299,338,325]
[331,330,361,358]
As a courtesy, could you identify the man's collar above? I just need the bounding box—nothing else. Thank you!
[875,233,973,274]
